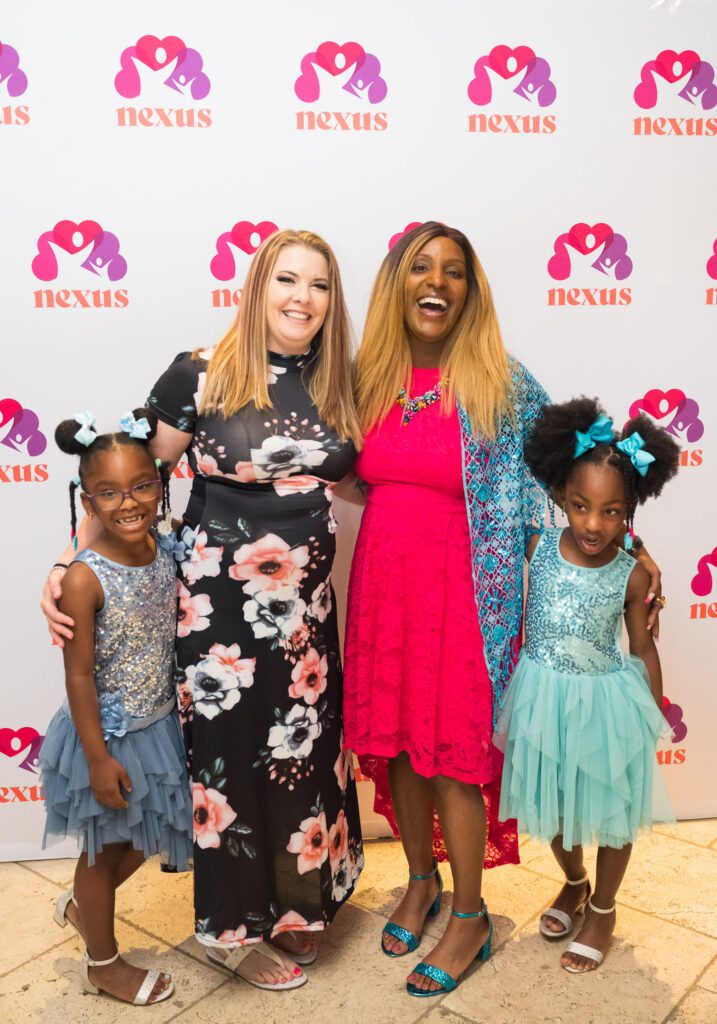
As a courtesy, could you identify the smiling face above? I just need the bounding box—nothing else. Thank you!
[265,244,330,356]
[403,236,469,350]
[80,444,160,547]
[561,460,626,562]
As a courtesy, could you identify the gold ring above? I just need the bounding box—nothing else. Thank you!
[656,595,667,608]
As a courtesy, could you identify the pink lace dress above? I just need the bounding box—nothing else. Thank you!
[343,367,518,867]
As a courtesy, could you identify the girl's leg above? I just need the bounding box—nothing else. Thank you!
[65,845,145,937]
[407,774,490,993]
[561,843,632,972]
[541,836,590,934]
[382,753,440,955]
[74,844,171,1003]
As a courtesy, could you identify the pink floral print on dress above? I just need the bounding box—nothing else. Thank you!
[286,812,329,873]
[177,581,213,637]
[193,782,238,849]
[228,533,309,592]
[288,647,328,705]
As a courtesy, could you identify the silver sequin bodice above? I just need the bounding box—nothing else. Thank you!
[74,544,177,717]
[523,529,636,675]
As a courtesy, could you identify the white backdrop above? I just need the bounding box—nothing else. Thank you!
[2,0,715,861]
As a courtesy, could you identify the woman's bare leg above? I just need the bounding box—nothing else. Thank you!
[382,753,440,955]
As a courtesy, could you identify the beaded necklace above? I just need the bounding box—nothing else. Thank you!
[396,378,444,426]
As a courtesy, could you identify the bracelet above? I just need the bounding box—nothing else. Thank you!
[627,535,644,558]
[51,562,69,572]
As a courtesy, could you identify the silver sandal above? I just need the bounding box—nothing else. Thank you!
[562,897,615,973]
[539,874,590,940]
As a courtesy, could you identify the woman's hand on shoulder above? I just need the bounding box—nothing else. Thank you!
[41,565,76,647]
[633,545,663,638]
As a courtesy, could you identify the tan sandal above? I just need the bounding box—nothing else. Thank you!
[207,941,307,991]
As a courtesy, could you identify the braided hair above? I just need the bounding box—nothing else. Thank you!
[525,396,680,533]
[55,408,170,548]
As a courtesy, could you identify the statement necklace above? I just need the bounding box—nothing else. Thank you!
[397,378,444,426]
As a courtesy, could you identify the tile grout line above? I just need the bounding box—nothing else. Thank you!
[514,863,717,941]
[162,977,232,1022]
[0,934,76,982]
[660,950,717,1023]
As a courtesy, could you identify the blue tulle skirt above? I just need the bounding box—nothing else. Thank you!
[40,705,193,869]
[494,653,673,849]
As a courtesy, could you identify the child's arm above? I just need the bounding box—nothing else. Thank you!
[60,565,133,809]
[624,562,663,707]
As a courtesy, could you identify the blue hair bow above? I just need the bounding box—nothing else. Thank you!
[73,411,97,447]
[119,411,150,439]
[574,415,615,459]
[615,431,655,477]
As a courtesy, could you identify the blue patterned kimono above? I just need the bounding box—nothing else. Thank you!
[459,358,550,727]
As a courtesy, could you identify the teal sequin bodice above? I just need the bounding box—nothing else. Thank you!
[524,529,636,675]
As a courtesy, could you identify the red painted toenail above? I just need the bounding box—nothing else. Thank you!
[293,967,302,975]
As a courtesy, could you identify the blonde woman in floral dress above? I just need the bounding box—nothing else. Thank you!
[42,230,364,991]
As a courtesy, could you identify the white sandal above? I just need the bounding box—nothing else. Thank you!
[53,887,81,938]
[539,874,590,940]
[80,949,174,1004]
[562,898,616,973]
[207,941,307,990]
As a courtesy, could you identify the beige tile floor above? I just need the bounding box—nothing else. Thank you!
[2,820,716,1024]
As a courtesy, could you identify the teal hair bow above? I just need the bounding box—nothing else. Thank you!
[119,411,150,439]
[615,431,655,477]
[574,415,615,459]
[73,411,97,447]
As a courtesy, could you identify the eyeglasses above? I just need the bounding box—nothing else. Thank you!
[84,479,162,512]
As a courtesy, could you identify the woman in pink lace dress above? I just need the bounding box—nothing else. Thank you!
[342,222,544,996]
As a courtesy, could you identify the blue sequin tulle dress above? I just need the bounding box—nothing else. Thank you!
[40,543,193,868]
[494,529,673,850]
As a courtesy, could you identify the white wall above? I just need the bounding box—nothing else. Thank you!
[2,0,715,860]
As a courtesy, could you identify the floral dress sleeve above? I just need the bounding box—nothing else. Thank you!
[147,351,206,435]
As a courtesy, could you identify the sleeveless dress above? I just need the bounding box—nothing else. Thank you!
[343,366,518,868]
[148,349,364,948]
[40,543,193,869]
[495,528,672,849]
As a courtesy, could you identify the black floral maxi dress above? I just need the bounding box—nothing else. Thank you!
[148,348,364,947]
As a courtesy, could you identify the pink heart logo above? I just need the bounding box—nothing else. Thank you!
[315,41,365,76]
[568,222,613,255]
[707,239,717,280]
[52,220,102,254]
[655,48,700,83]
[388,222,423,250]
[135,35,186,70]
[629,388,685,422]
[489,45,535,80]
[230,220,279,254]
[0,727,39,758]
[210,220,279,280]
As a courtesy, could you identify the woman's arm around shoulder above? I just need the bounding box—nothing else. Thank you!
[624,561,663,707]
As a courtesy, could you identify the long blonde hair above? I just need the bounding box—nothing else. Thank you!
[198,229,361,445]
[355,221,512,438]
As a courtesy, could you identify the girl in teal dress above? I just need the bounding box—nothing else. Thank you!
[495,397,679,974]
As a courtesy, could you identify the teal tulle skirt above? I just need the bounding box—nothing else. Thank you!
[494,653,673,849]
[40,706,193,869]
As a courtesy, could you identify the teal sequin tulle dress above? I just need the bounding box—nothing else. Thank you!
[495,529,672,850]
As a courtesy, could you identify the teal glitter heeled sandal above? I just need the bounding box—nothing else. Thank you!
[406,899,492,997]
[381,860,443,958]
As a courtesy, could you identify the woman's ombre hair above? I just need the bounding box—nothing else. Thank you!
[355,221,512,438]
[197,229,361,445]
